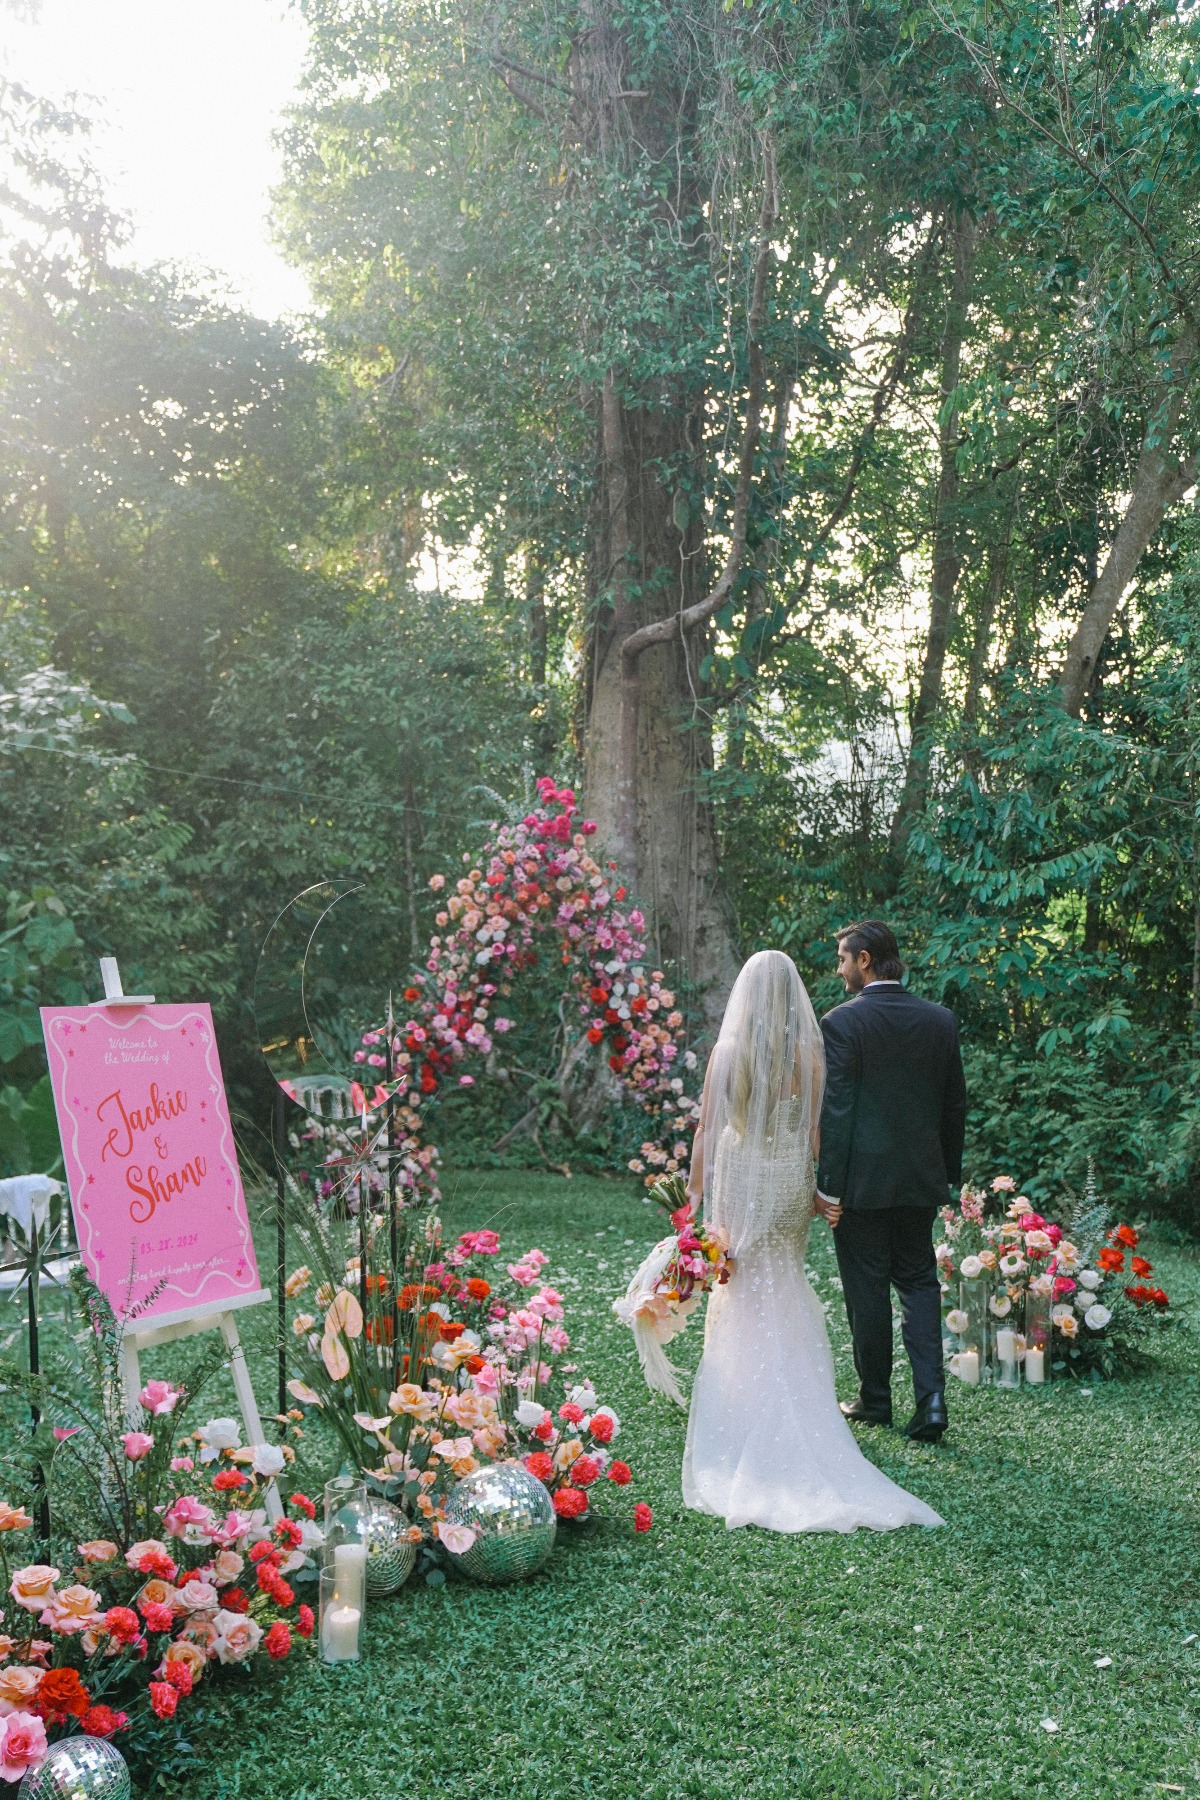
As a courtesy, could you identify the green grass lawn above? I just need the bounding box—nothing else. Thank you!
[146,1174,1200,1796]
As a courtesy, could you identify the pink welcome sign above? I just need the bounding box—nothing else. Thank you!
[40,1004,261,1322]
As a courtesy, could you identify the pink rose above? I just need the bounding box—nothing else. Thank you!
[1053,1276,1076,1298]
[121,1431,154,1461]
[137,1379,181,1416]
[211,1608,262,1664]
[175,1579,219,1613]
[0,1710,46,1783]
[1044,1223,1063,1246]
[164,1496,215,1540]
[169,1456,195,1473]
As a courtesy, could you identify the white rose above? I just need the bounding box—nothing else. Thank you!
[250,1443,286,1478]
[944,1309,969,1335]
[568,1382,599,1411]
[515,1400,548,1428]
[1084,1304,1112,1332]
[197,1417,241,1451]
[959,1255,983,1280]
[1078,1269,1101,1291]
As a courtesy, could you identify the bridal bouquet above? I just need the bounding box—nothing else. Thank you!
[612,1174,732,1406]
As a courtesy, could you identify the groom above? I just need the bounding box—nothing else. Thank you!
[815,920,966,1444]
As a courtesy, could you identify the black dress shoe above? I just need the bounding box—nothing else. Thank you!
[904,1392,948,1443]
[839,1398,892,1427]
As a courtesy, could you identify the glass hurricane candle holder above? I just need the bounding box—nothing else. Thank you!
[993,1322,1021,1388]
[950,1276,987,1386]
[324,1475,368,1530]
[319,1565,362,1665]
[1023,1281,1051,1386]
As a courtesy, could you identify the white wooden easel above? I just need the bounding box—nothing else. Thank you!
[92,959,283,1521]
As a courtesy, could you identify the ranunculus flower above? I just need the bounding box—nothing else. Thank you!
[988,1294,1012,1317]
[121,1431,154,1461]
[958,1255,983,1279]
[34,1667,89,1720]
[633,1502,653,1533]
[944,1309,969,1335]
[0,1709,47,1783]
[1084,1304,1112,1332]
[0,1667,41,1716]
[137,1379,181,1416]
[9,1566,58,1614]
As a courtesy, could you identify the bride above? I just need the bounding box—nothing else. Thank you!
[679,949,942,1534]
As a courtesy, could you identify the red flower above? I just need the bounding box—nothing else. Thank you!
[552,1486,589,1520]
[586,1028,603,1044]
[607,1460,632,1486]
[571,1455,601,1487]
[523,1452,554,1483]
[1097,1247,1125,1273]
[136,1550,177,1581]
[149,1682,178,1721]
[1131,1256,1152,1276]
[1152,1287,1170,1308]
[81,1704,127,1738]
[220,1587,250,1614]
[104,1605,140,1644]
[290,1492,316,1521]
[604,1008,620,1025]
[532,1417,555,1443]
[466,1278,491,1301]
[264,1622,292,1660]
[1114,1223,1139,1248]
[558,1402,584,1424]
[608,1055,624,1072]
[249,1540,278,1565]
[273,1518,304,1550]
[464,1354,485,1374]
[36,1668,90,1721]
[589,986,608,1005]
[139,1599,174,1635]
[633,1502,653,1533]
[213,1468,248,1491]
[439,1321,466,1343]
[366,1315,395,1345]
[296,1605,315,1640]
[588,1413,615,1444]
[404,987,421,1002]
[163,1660,193,1696]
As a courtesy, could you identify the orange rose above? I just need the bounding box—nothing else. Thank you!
[0,1504,32,1535]
[0,1664,41,1713]
[8,1565,59,1614]
[76,1541,119,1565]
[158,1639,206,1684]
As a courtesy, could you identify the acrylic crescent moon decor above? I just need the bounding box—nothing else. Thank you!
[39,1000,262,1323]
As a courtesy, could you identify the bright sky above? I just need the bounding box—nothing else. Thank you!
[0,0,311,319]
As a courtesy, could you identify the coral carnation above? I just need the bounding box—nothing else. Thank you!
[607,1460,633,1486]
[80,1704,127,1738]
[522,1452,554,1483]
[633,1503,653,1533]
[552,1486,589,1520]
[296,1605,315,1640]
[264,1622,292,1660]
[149,1682,178,1720]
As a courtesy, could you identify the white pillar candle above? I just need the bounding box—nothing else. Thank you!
[321,1603,361,1663]
[958,1348,980,1386]
[995,1328,1017,1364]
[1025,1347,1045,1385]
[332,1542,368,1608]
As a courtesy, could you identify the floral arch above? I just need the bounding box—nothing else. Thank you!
[307,779,700,1202]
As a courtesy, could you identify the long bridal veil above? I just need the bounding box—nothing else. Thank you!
[701,949,824,1257]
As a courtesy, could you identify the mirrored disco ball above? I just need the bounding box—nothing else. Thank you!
[19,1738,131,1800]
[445,1462,556,1584]
[360,1497,417,1596]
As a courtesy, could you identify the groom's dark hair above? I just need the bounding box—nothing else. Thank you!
[837,919,905,981]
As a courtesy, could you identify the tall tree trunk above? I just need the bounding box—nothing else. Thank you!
[1060,330,1199,716]
[891,211,978,849]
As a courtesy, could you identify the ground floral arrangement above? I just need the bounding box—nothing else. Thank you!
[937,1173,1177,1381]
[284,1211,650,1551]
[283,778,702,1204]
[0,1273,320,1787]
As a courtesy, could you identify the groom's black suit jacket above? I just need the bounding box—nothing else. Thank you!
[818,984,967,1211]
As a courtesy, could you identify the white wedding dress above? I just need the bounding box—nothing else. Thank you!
[681,1093,943,1535]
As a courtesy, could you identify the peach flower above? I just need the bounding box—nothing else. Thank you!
[210,1550,244,1585]
[211,1609,262,1665]
[389,1383,436,1421]
[124,1540,170,1573]
[136,1577,180,1613]
[158,1639,206,1685]
[0,1506,32,1535]
[41,1584,102,1634]
[76,1541,119,1565]
[8,1567,58,1615]
[175,1579,219,1614]
[0,1667,40,1715]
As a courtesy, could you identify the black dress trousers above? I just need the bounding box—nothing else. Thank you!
[833,1206,944,1409]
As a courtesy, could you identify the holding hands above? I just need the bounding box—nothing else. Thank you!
[815,1190,843,1227]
